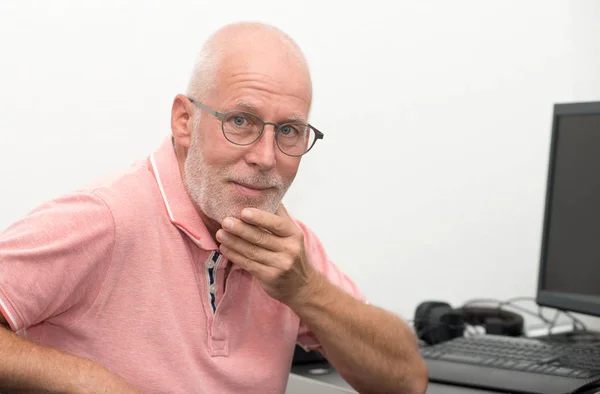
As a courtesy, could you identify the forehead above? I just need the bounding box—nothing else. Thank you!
[211,48,312,119]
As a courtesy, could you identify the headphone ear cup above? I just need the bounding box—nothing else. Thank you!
[414,301,451,341]
[426,305,465,345]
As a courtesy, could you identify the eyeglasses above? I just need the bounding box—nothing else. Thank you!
[187,97,324,157]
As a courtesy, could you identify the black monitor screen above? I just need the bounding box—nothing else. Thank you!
[538,106,600,316]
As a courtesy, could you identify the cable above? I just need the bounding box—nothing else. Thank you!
[461,296,586,334]
[547,309,561,334]
[463,297,549,324]
[563,311,587,332]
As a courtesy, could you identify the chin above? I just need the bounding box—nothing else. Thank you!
[227,200,279,220]
[198,192,281,224]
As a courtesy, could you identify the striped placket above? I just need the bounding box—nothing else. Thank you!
[206,251,221,312]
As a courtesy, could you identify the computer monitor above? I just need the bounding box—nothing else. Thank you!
[537,101,600,317]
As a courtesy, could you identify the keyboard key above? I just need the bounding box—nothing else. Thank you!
[488,358,508,367]
[571,369,590,378]
[439,353,484,364]
[551,367,576,376]
[499,360,516,368]
[539,355,559,363]
[526,364,547,373]
[481,358,498,366]
[429,351,442,359]
[512,361,534,370]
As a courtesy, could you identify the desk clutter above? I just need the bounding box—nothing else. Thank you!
[412,296,600,394]
[410,101,600,394]
[413,300,525,345]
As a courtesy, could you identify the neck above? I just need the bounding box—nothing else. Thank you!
[197,209,221,243]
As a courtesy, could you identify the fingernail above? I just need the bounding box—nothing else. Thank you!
[241,209,252,220]
[216,230,228,241]
[222,218,234,230]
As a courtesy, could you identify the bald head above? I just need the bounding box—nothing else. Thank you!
[186,22,312,106]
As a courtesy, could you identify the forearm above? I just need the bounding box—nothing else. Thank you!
[290,274,428,394]
[0,326,137,393]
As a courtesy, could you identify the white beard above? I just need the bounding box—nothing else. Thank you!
[183,129,292,224]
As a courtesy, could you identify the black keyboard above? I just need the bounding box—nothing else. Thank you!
[420,335,600,394]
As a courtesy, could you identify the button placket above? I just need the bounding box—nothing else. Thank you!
[209,261,236,357]
[206,251,220,313]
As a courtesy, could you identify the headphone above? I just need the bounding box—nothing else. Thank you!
[413,301,525,345]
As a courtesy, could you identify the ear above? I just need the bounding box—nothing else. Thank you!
[171,94,194,148]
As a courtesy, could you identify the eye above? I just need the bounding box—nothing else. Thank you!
[232,116,247,126]
[280,125,297,136]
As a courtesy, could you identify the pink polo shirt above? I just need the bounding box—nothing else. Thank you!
[0,137,366,393]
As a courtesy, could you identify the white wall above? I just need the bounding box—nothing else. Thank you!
[0,0,598,325]
[573,0,600,100]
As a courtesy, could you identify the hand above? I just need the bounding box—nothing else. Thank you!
[215,204,321,306]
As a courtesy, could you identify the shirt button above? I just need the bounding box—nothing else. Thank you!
[206,260,215,269]
[209,284,216,294]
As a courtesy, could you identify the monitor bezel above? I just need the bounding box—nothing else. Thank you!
[536,101,600,316]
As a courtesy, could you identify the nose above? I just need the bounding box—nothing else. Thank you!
[244,124,277,171]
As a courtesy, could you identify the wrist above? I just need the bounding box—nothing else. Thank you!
[288,271,331,315]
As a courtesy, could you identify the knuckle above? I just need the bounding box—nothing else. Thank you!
[240,259,253,274]
[277,253,294,271]
[243,257,254,272]
[253,230,267,246]
[285,242,301,257]
[282,260,294,272]
[247,244,259,260]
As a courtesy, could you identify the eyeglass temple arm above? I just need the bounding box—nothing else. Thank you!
[187,97,225,120]
[312,126,324,140]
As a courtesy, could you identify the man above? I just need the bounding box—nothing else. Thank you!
[0,22,427,393]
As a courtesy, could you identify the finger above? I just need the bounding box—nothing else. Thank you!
[221,217,282,252]
[216,229,283,268]
[239,207,294,237]
[219,244,272,278]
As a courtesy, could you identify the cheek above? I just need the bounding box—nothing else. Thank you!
[201,137,242,167]
[195,120,243,166]
[277,156,301,180]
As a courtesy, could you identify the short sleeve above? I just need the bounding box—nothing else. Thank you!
[293,220,367,352]
[0,192,115,331]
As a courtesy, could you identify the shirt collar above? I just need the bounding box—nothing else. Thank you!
[147,136,218,251]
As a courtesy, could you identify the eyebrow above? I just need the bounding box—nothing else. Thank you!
[233,100,307,124]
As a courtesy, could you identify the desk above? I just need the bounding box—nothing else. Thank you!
[288,364,505,394]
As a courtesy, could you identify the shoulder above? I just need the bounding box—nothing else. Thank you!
[12,160,163,240]
[76,159,161,223]
[81,159,153,202]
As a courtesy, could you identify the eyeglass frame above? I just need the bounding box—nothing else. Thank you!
[187,96,324,157]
